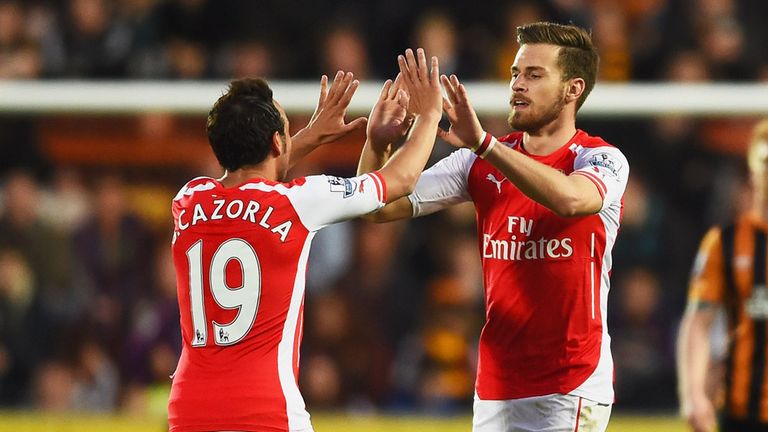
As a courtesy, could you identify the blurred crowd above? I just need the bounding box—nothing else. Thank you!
[1,0,767,418]
[1,0,768,81]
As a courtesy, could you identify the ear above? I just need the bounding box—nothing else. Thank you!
[565,78,586,105]
[270,131,283,156]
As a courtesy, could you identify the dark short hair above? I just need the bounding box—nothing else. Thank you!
[517,22,599,110]
[206,78,285,172]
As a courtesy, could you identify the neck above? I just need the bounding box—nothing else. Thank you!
[219,161,279,188]
[521,111,577,156]
[522,123,577,156]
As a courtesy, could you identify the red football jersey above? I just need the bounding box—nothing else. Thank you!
[168,173,385,432]
[409,130,628,404]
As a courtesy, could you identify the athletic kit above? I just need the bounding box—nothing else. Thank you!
[689,214,768,428]
[409,130,628,429]
[168,173,386,432]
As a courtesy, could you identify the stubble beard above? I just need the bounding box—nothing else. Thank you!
[507,93,567,133]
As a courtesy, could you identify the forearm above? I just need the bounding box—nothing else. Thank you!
[356,140,392,177]
[378,113,441,201]
[677,306,715,409]
[483,140,600,217]
[288,128,321,169]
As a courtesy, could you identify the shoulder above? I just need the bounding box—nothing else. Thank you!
[173,176,217,201]
[572,132,628,173]
[571,130,623,157]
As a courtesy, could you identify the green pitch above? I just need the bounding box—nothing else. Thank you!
[0,412,688,431]
[313,413,687,432]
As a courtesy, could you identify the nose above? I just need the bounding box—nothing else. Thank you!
[510,75,525,93]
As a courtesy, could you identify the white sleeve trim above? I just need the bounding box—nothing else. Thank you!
[408,148,474,217]
[572,146,629,212]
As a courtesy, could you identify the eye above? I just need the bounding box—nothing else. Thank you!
[530,73,541,79]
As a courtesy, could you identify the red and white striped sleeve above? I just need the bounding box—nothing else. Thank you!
[286,172,388,231]
[572,146,629,212]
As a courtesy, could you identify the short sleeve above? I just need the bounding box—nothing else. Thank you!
[287,172,387,231]
[688,227,725,305]
[571,146,629,212]
[408,148,474,217]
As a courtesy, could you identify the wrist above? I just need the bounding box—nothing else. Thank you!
[292,127,321,147]
[366,138,392,154]
[470,132,497,158]
[413,111,442,124]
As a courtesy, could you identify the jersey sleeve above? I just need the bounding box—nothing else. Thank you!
[286,172,386,231]
[408,148,474,217]
[688,226,725,305]
[571,146,629,212]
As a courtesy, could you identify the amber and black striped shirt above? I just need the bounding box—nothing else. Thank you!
[689,214,768,422]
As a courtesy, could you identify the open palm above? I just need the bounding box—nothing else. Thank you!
[367,74,411,150]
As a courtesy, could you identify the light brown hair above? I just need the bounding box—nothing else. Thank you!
[517,22,599,110]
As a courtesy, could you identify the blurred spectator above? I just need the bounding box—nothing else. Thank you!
[0,0,767,418]
[0,249,50,407]
[113,0,166,78]
[591,2,631,81]
[692,0,755,80]
[612,267,676,408]
[494,1,546,80]
[215,39,275,79]
[123,240,180,389]
[53,0,131,77]
[39,167,92,235]
[163,37,209,79]
[33,361,76,412]
[72,339,119,412]
[0,171,75,324]
[318,22,371,79]
[72,175,153,371]
[413,11,460,77]
[0,0,42,78]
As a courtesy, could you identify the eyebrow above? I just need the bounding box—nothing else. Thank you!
[511,65,547,73]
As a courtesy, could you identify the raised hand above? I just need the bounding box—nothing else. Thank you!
[367,73,411,151]
[438,73,484,149]
[397,48,442,121]
[304,71,368,143]
[290,71,368,167]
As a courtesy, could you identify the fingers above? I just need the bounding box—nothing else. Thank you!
[318,75,329,106]
[337,78,359,107]
[327,71,354,105]
[397,89,409,109]
[389,73,404,99]
[429,56,439,87]
[326,71,344,104]
[378,79,393,102]
[397,53,414,88]
[416,48,428,83]
[441,74,459,104]
[442,97,458,122]
[457,82,470,104]
[450,74,466,103]
[442,97,453,112]
[343,116,368,131]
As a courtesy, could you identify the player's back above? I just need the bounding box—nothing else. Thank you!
[168,176,312,432]
[167,171,386,431]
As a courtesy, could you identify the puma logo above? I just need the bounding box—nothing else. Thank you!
[486,173,506,193]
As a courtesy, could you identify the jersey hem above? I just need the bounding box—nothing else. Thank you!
[170,424,313,432]
[569,388,614,406]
